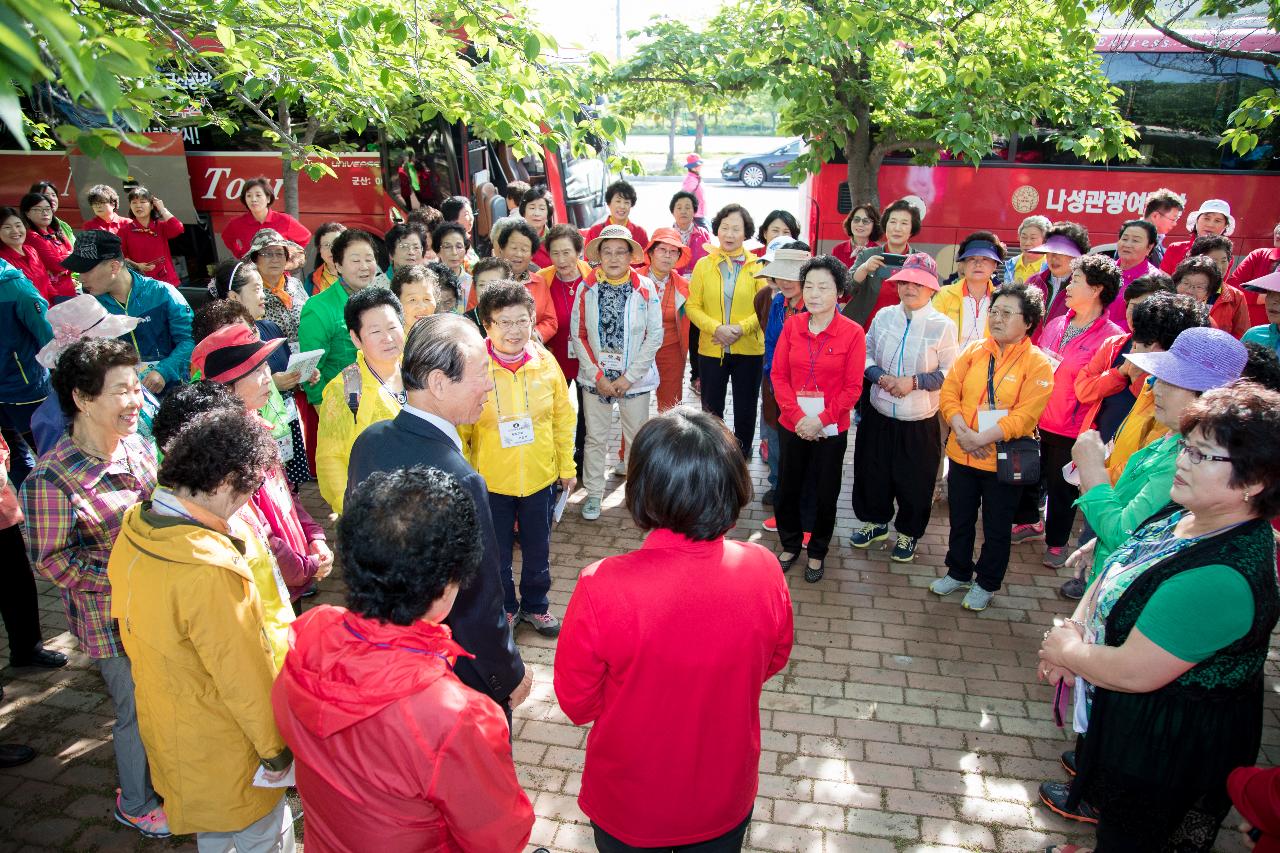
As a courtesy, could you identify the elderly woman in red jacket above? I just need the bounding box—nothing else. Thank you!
[556,409,793,852]
[273,466,534,852]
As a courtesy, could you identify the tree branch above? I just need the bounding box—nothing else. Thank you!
[870,138,944,161]
[1140,14,1279,65]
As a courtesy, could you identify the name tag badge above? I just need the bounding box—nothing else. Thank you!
[977,409,1008,433]
[498,416,535,448]
[276,434,295,463]
[599,351,625,373]
[1040,348,1064,373]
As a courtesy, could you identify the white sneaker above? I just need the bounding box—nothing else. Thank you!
[962,585,994,611]
[581,497,602,520]
[929,576,971,596]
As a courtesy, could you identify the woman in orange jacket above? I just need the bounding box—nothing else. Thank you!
[930,283,1055,612]
[639,228,691,411]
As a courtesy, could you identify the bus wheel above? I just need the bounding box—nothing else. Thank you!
[740,164,767,188]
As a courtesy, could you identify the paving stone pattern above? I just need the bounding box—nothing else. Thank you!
[0,406,1271,852]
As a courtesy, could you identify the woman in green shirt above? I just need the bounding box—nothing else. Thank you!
[1036,382,1280,853]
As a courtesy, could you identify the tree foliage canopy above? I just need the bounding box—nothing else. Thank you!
[2,0,629,190]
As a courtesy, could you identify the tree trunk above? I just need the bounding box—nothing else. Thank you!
[694,114,705,154]
[665,105,677,172]
[278,98,301,219]
[844,103,879,209]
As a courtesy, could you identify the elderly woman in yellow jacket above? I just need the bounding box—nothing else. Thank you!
[464,280,575,637]
[109,408,295,850]
[315,287,406,514]
[686,203,767,457]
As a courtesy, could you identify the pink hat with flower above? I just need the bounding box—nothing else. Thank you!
[37,295,141,369]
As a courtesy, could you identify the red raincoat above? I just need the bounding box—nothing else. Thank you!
[272,606,534,852]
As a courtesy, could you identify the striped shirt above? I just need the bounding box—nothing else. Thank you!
[20,432,157,658]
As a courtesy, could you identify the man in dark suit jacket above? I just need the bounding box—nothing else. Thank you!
[347,314,529,712]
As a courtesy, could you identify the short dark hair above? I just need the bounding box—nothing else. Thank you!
[1118,218,1158,248]
[799,255,851,297]
[1179,382,1280,519]
[312,221,346,249]
[1047,221,1090,255]
[1172,255,1224,300]
[757,209,800,244]
[210,257,263,300]
[158,408,277,496]
[401,313,477,390]
[496,218,540,254]
[605,180,637,205]
[431,222,469,252]
[344,285,403,337]
[625,409,752,541]
[504,181,531,207]
[125,186,154,207]
[192,299,256,344]
[1129,292,1209,350]
[783,240,811,252]
[882,199,922,237]
[1124,272,1174,303]
[1190,234,1234,261]
[544,223,584,254]
[390,264,439,302]
[87,184,118,208]
[53,339,140,420]
[340,466,483,625]
[440,196,471,223]
[385,223,427,257]
[478,280,535,327]
[425,261,459,305]
[1143,188,1186,217]
[712,204,755,240]
[1242,342,1280,393]
[958,230,1008,262]
[239,177,276,208]
[518,185,554,222]
[151,381,241,451]
[992,283,1046,337]
[1071,254,1122,306]
[669,190,698,214]
[331,229,379,266]
[842,203,883,242]
[472,256,512,281]
[406,205,443,237]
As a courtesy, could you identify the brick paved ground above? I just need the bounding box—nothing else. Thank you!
[0,405,1271,852]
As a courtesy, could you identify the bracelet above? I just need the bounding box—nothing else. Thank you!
[912,375,918,391]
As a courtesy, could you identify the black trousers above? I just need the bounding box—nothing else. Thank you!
[593,811,752,853]
[688,327,701,382]
[698,354,762,459]
[0,523,43,659]
[571,379,587,475]
[945,462,1022,592]
[851,405,941,539]
[776,426,847,559]
[1037,430,1078,547]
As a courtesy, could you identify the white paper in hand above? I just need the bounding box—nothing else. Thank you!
[797,396,837,437]
[553,486,571,523]
[252,763,295,788]
[286,349,325,377]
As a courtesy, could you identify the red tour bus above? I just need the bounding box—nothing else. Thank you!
[801,28,1280,273]
[0,115,609,288]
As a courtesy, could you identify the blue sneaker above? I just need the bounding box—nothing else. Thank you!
[849,522,890,549]
[889,534,917,562]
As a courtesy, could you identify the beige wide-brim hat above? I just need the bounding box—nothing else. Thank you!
[756,248,811,281]
[584,224,643,264]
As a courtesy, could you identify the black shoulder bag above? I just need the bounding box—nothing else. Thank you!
[987,355,1040,486]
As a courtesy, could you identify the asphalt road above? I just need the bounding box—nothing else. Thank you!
[628,178,803,247]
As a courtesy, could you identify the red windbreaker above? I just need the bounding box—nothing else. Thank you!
[273,606,534,853]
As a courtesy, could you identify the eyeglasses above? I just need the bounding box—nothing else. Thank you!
[256,250,287,260]
[490,317,532,331]
[988,308,1024,320]
[1176,438,1230,465]
[26,205,52,215]
[850,217,874,225]
[1177,282,1210,295]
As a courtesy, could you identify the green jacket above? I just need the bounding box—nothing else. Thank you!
[1076,432,1180,582]
[298,281,357,406]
